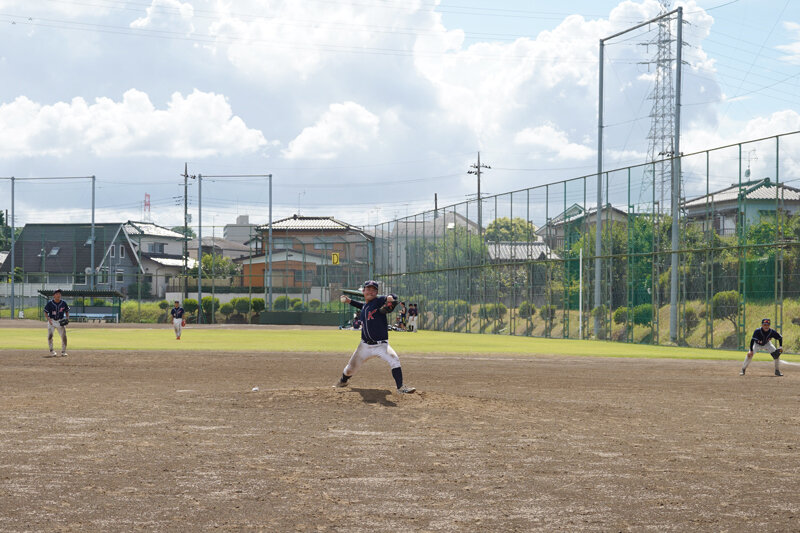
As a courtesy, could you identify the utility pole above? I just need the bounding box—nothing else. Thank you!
[183,163,190,302]
[468,152,490,245]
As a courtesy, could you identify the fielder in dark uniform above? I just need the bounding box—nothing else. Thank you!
[335,280,415,394]
[170,301,185,340]
[43,289,70,357]
[741,318,784,376]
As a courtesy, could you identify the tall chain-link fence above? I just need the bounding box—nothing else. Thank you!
[371,131,800,351]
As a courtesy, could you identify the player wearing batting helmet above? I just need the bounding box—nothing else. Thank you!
[335,280,416,394]
[741,318,784,376]
[43,289,70,357]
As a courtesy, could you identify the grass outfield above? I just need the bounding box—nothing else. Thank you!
[1,327,796,362]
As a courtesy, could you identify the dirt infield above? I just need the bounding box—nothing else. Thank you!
[1,347,798,531]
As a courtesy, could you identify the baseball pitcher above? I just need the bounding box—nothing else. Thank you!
[44,288,69,357]
[335,280,416,394]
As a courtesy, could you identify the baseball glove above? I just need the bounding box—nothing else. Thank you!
[181,319,186,327]
[58,318,69,327]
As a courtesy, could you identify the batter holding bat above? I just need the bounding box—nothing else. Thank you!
[171,300,186,340]
[335,280,416,394]
[44,288,69,357]
[741,318,784,376]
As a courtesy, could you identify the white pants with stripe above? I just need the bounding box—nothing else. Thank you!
[343,341,401,377]
[173,318,183,338]
[47,322,67,352]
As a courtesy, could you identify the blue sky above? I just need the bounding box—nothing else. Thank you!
[0,0,798,229]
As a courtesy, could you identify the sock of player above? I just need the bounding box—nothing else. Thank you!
[391,367,403,389]
[742,354,752,370]
[774,357,781,371]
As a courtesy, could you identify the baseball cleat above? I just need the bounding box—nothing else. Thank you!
[48,351,57,357]
[775,369,783,377]
[739,369,746,376]
[334,378,349,388]
[61,352,68,357]
[397,384,416,394]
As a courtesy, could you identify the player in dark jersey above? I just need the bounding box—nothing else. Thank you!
[170,301,186,340]
[43,289,70,357]
[741,318,784,376]
[334,280,415,394]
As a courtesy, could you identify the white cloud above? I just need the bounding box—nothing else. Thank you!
[130,0,195,33]
[515,123,595,160]
[777,21,800,64]
[0,89,269,158]
[207,0,427,79]
[283,102,380,160]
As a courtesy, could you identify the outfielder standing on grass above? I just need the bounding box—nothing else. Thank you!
[741,318,784,376]
[335,280,416,394]
[170,300,186,340]
[44,289,69,357]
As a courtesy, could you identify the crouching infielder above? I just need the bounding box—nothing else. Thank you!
[741,318,784,376]
[335,280,415,394]
[171,300,186,340]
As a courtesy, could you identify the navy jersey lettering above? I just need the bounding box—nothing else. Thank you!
[44,300,70,321]
[349,295,396,343]
[171,307,185,319]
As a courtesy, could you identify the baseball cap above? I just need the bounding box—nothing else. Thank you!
[762,318,771,325]
[363,280,379,289]
[53,288,63,295]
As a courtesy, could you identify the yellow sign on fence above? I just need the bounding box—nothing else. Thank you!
[331,252,340,265]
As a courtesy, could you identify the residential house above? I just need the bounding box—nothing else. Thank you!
[683,177,800,236]
[0,221,193,300]
[241,215,372,301]
[535,203,628,250]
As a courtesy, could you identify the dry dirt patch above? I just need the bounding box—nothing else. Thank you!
[1,349,798,531]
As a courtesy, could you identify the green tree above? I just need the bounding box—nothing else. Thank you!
[183,298,198,318]
[220,302,234,321]
[251,298,265,317]
[171,226,197,239]
[233,297,251,317]
[484,217,537,242]
[201,295,220,323]
[189,253,239,278]
[273,295,290,310]
[712,290,740,331]
[158,300,171,322]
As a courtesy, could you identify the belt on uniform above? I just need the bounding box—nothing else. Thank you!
[363,340,387,345]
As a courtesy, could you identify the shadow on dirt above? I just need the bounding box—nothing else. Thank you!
[353,388,397,407]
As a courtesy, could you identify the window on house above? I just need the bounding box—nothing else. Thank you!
[313,237,334,250]
[116,271,124,283]
[75,273,86,284]
[144,274,153,283]
[119,245,126,258]
[49,247,60,256]
[272,237,294,249]
[110,246,115,258]
[148,243,165,253]
[99,269,109,283]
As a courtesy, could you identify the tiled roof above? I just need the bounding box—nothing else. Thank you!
[124,221,185,239]
[486,241,557,261]
[259,215,360,232]
[146,255,198,268]
[684,179,800,208]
